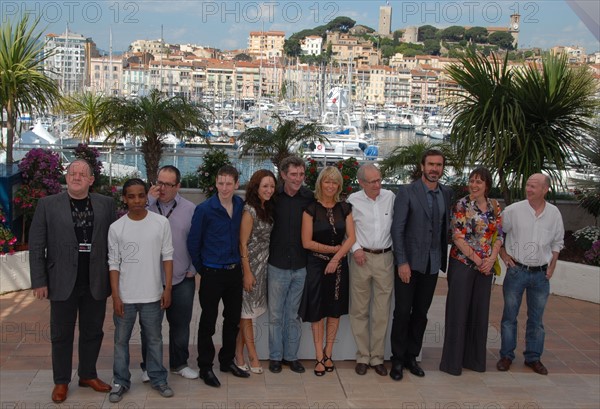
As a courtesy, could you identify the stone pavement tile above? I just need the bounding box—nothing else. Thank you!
[488,385,532,401]
[304,382,346,400]
[266,384,307,399]
[228,398,309,408]
[1,355,52,370]
[143,397,188,408]
[416,385,466,401]
[510,372,555,386]
[308,399,350,409]
[345,399,394,408]
[343,382,384,400]
[226,382,267,399]
[379,382,423,399]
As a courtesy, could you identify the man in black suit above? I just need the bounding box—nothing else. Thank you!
[389,149,453,380]
[29,159,116,403]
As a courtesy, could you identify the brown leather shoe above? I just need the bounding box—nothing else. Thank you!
[525,360,548,375]
[355,363,368,375]
[496,357,512,371]
[370,364,388,376]
[52,384,68,403]
[78,378,112,392]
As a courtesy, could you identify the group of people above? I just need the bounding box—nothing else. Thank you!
[28,149,564,404]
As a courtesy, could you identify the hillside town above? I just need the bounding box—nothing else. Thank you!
[43,5,600,115]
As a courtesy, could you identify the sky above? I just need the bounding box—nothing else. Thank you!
[1,0,598,54]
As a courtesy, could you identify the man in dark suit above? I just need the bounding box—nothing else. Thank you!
[390,149,453,381]
[29,159,116,403]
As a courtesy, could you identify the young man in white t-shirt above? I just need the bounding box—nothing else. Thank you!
[107,178,174,402]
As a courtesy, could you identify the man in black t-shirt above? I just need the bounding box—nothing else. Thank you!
[267,156,314,374]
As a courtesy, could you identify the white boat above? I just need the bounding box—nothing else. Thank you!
[296,112,379,161]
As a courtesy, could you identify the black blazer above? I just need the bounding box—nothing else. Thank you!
[29,192,116,301]
[391,179,454,274]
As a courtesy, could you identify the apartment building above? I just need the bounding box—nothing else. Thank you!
[88,56,124,96]
[326,31,380,66]
[44,30,97,94]
[247,31,285,59]
[301,36,323,56]
[130,39,169,56]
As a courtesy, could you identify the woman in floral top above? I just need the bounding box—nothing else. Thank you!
[439,167,503,376]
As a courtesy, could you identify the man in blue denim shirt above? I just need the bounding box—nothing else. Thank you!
[187,165,250,387]
[497,173,564,375]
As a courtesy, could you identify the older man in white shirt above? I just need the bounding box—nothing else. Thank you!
[347,164,395,376]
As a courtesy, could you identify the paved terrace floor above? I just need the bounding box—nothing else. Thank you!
[1,278,598,409]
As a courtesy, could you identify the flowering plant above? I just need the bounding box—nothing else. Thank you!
[13,149,63,243]
[584,240,600,267]
[336,157,360,195]
[572,226,600,251]
[74,143,103,186]
[197,149,232,198]
[0,206,17,255]
[305,158,319,190]
[17,148,63,195]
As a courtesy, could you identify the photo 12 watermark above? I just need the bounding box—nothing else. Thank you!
[0,1,346,26]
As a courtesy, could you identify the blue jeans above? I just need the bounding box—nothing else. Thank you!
[267,264,306,361]
[142,277,196,371]
[114,301,167,388]
[500,265,550,362]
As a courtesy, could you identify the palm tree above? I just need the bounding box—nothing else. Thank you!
[59,92,110,143]
[380,139,456,183]
[0,15,60,164]
[104,89,209,184]
[447,50,598,203]
[237,114,327,169]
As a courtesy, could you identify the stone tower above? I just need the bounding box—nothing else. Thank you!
[379,3,392,36]
[509,14,520,48]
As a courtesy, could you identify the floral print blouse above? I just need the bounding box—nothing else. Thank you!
[449,195,503,267]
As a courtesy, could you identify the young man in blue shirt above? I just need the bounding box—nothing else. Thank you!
[187,165,249,387]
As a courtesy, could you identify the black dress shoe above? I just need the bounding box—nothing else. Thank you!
[269,360,282,373]
[405,358,425,377]
[355,363,368,375]
[220,362,250,378]
[389,363,403,381]
[282,359,306,373]
[199,368,221,387]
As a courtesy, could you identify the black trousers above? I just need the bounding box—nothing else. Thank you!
[50,285,106,384]
[439,258,493,375]
[390,270,438,364]
[196,266,243,369]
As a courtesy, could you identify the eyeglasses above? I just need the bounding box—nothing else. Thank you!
[156,181,177,188]
[363,178,382,185]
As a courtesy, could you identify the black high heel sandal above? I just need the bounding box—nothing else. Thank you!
[323,353,335,372]
[314,358,326,376]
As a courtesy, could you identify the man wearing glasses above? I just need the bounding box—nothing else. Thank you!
[142,165,198,380]
[29,159,116,403]
[347,164,395,377]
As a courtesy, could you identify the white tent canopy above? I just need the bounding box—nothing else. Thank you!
[18,120,57,145]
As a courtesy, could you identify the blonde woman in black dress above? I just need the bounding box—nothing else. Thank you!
[300,166,356,376]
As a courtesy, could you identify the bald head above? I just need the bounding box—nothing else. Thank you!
[525,173,550,204]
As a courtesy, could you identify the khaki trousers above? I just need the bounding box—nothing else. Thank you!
[349,251,394,365]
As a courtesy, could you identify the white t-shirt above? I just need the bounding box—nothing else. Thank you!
[503,199,564,266]
[108,211,174,303]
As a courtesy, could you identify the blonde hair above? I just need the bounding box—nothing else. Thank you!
[314,166,343,202]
